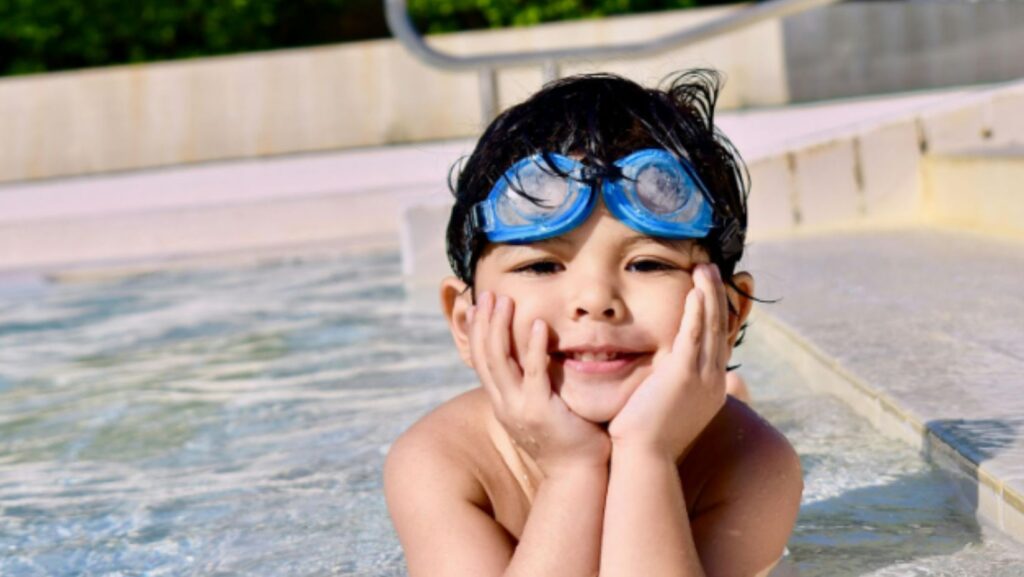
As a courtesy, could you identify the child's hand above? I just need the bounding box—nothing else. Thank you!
[607,263,729,460]
[468,291,611,478]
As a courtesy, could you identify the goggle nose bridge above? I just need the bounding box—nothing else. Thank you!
[578,163,625,185]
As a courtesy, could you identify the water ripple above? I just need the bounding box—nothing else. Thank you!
[1,250,1022,576]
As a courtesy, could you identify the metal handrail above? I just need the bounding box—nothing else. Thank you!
[385,0,841,124]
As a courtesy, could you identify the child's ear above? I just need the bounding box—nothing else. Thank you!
[440,276,474,368]
[725,272,755,348]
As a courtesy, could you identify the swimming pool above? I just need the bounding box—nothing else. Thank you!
[1,249,1022,576]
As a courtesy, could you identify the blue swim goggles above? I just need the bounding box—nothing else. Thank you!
[470,149,720,244]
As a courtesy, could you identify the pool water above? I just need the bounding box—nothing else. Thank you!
[0,250,1022,576]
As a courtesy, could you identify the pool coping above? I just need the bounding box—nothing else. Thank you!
[752,309,1024,545]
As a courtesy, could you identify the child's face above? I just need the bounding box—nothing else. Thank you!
[464,200,730,425]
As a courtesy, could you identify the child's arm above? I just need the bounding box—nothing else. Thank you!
[387,292,611,577]
[600,264,801,577]
[384,426,608,577]
[601,410,801,577]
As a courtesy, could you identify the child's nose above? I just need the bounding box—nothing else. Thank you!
[575,305,619,320]
[571,285,625,322]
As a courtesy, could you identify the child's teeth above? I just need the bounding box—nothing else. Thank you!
[573,352,618,361]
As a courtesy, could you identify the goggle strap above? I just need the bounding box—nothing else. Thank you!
[469,202,494,233]
[717,217,744,260]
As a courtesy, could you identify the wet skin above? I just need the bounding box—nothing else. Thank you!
[383,201,802,577]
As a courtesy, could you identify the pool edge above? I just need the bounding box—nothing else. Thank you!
[751,309,1024,546]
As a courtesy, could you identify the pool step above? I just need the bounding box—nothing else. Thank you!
[744,229,1024,544]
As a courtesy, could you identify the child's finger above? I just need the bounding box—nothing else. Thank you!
[486,294,523,390]
[522,319,552,404]
[469,292,504,405]
[700,265,724,374]
[672,286,704,373]
[712,265,731,370]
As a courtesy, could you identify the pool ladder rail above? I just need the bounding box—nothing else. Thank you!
[384,0,843,125]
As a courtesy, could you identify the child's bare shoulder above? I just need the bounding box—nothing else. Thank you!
[384,388,524,521]
[384,389,529,569]
[688,396,803,513]
[386,388,490,498]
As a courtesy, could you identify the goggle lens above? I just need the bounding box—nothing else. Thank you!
[635,165,686,214]
[633,164,702,222]
[495,161,576,226]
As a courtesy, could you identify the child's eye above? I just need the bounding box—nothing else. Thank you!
[514,261,563,275]
[627,259,677,273]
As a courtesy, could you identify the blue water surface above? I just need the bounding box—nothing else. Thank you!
[0,250,1021,576]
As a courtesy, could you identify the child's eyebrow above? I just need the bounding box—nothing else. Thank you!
[494,236,573,256]
[623,234,691,252]
[502,234,696,258]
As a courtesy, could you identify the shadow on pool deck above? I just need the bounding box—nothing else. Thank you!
[922,418,1024,533]
[928,418,1022,467]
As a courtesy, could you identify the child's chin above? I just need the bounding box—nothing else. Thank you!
[559,384,627,425]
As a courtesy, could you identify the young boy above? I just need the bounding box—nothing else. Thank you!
[384,70,803,577]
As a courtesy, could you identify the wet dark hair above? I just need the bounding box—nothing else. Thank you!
[445,68,750,297]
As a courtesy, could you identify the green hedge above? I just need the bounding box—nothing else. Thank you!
[408,0,706,33]
[0,0,733,77]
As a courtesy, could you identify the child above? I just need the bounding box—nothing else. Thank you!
[384,70,803,577]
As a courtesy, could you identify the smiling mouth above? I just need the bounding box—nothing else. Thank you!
[552,350,648,375]
[560,351,634,362]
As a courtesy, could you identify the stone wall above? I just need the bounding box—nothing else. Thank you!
[784,0,1024,102]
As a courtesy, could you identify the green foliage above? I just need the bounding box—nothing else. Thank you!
[0,0,389,76]
[407,0,703,33]
[0,0,729,76]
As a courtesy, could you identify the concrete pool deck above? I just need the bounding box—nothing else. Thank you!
[745,229,1024,542]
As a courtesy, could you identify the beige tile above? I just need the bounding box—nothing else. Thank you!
[991,91,1024,146]
[919,102,989,155]
[922,153,1024,237]
[857,121,923,223]
[975,467,1005,531]
[747,155,798,237]
[1001,487,1024,544]
[792,138,862,228]
[875,399,925,451]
